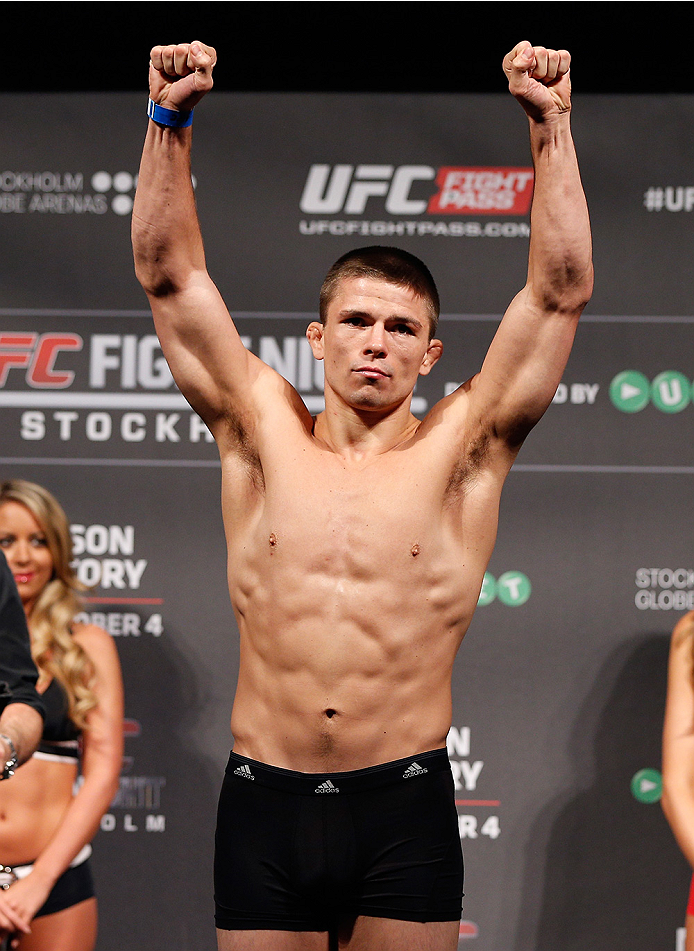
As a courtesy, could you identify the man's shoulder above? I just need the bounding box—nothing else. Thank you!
[414,378,474,440]
[215,367,315,453]
[415,378,521,489]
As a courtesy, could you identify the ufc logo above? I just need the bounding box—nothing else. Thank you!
[0,332,83,388]
[300,164,435,215]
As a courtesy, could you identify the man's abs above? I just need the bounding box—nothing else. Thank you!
[230,625,458,772]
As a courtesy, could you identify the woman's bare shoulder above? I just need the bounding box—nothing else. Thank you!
[70,622,120,666]
[672,611,694,650]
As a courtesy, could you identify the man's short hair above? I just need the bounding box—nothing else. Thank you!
[319,246,440,338]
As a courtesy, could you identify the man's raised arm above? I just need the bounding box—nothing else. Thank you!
[467,41,594,451]
[132,42,258,431]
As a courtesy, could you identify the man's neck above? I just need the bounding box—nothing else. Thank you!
[312,392,420,461]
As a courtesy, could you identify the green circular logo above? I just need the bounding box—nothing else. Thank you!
[630,768,662,804]
[651,371,691,413]
[477,572,497,606]
[610,371,650,413]
[496,571,531,607]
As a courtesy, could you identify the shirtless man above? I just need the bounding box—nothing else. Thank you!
[132,39,592,951]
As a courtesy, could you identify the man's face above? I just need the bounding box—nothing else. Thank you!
[307,276,442,412]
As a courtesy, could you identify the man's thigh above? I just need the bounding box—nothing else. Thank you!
[217,928,328,951]
[339,916,459,951]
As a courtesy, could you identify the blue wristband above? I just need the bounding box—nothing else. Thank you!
[147,98,194,129]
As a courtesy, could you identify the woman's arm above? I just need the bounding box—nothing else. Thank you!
[662,611,694,867]
[2,625,123,924]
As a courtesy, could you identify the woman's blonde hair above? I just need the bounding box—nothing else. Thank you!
[0,479,97,729]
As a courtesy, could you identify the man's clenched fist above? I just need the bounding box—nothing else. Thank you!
[149,41,216,114]
[503,41,571,121]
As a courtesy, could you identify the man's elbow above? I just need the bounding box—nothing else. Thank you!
[132,239,178,299]
[575,262,595,311]
[542,261,594,318]
[134,257,176,299]
[131,217,173,297]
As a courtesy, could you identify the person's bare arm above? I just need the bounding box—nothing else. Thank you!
[662,612,694,868]
[465,41,593,454]
[0,703,42,767]
[132,42,273,438]
[0,626,124,931]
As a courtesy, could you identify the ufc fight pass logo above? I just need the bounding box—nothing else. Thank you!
[300,164,534,216]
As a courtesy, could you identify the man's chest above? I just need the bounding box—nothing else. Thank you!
[237,448,469,578]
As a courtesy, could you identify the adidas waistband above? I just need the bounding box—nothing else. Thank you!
[225,748,450,795]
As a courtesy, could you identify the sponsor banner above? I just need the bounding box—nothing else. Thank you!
[0,169,137,217]
[4,90,694,951]
[631,768,662,804]
[428,167,534,215]
[5,315,694,471]
[635,567,694,612]
[643,186,694,213]
[299,218,531,238]
[300,163,533,217]
[102,709,168,836]
[298,163,533,239]
[610,369,694,415]
[448,726,500,847]
[478,571,531,607]
[0,316,330,460]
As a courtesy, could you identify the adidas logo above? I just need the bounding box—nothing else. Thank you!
[233,764,255,781]
[315,780,339,794]
[403,762,428,779]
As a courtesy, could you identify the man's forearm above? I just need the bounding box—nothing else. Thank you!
[132,122,206,298]
[0,703,43,768]
[526,112,593,314]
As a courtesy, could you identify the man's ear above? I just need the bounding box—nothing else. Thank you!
[419,338,443,376]
[306,322,325,360]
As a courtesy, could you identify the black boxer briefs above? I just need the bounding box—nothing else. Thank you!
[214,748,463,931]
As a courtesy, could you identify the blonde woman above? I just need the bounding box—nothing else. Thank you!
[663,610,694,951]
[0,480,123,950]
